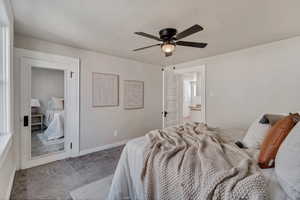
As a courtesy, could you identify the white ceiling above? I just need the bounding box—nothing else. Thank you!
[12,0,300,65]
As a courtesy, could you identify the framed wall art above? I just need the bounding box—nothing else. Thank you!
[124,80,144,109]
[92,72,119,107]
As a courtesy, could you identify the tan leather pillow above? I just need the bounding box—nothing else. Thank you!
[258,113,300,169]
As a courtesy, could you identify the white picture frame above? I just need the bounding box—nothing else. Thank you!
[124,80,144,109]
[92,72,119,107]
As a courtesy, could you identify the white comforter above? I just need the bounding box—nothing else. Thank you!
[108,136,147,200]
[108,128,288,200]
[262,169,290,200]
[44,110,64,140]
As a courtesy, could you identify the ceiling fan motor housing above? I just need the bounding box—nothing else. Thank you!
[159,28,177,41]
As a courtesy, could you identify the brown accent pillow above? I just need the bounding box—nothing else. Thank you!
[258,113,300,169]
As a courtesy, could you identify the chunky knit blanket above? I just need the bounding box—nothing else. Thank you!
[141,123,267,200]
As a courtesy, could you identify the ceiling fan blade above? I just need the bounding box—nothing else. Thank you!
[175,24,203,40]
[134,32,162,41]
[165,52,172,57]
[176,41,207,48]
[133,44,161,51]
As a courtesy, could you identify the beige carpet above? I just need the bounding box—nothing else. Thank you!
[70,175,113,200]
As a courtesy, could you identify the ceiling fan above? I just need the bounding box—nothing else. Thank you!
[133,24,207,57]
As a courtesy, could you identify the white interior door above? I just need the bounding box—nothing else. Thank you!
[18,48,79,169]
[163,67,181,128]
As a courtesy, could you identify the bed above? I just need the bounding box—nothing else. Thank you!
[43,97,64,140]
[262,169,289,200]
[108,126,289,200]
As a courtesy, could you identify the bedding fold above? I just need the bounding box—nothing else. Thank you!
[141,123,267,200]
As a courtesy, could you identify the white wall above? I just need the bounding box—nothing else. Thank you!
[0,143,15,198]
[0,0,16,199]
[31,67,64,113]
[14,34,162,153]
[175,36,300,129]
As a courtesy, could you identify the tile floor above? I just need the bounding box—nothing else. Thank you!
[10,146,124,200]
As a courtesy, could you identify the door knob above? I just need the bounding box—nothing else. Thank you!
[163,111,168,118]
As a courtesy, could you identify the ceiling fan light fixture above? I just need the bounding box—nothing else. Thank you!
[161,43,175,53]
[133,24,207,56]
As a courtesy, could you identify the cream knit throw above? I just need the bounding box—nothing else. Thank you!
[141,123,267,200]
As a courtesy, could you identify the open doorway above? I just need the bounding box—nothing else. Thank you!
[177,65,206,124]
[181,72,203,123]
[31,67,65,157]
[162,65,205,127]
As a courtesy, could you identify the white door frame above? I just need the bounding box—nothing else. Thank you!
[162,67,165,128]
[174,65,206,124]
[15,48,80,169]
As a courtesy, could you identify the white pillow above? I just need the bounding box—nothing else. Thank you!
[275,122,300,199]
[49,97,64,110]
[242,115,271,149]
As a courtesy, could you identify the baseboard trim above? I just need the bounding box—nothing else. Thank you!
[79,139,129,156]
[21,151,69,169]
[5,165,16,200]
